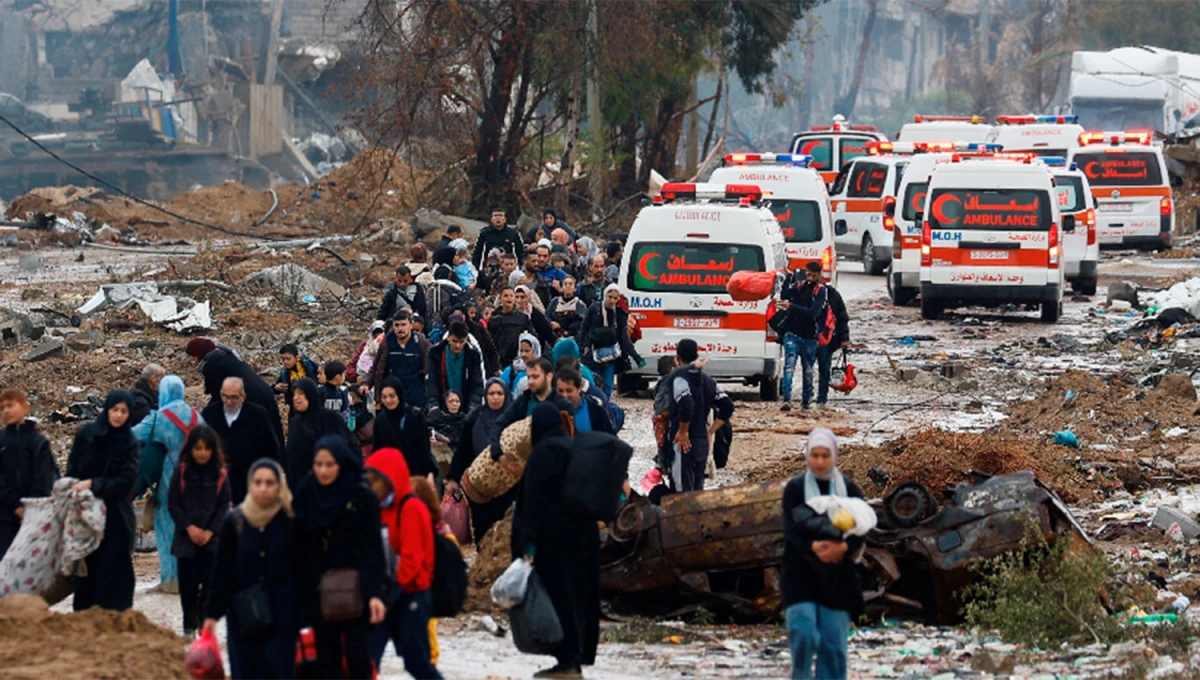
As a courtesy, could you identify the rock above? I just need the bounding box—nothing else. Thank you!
[1107,281,1140,308]
[129,338,159,350]
[17,253,42,271]
[230,210,244,224]
[93,225,121,243]
[1153,507,1200,540]
[20,338,65,362]
[940,362,969,380]
[896,368,919,382]
[1156,373,1197,401]
[66,331,102,352]
[357,252,376,266]
[971,650,1016,674]
[242,264,346,301]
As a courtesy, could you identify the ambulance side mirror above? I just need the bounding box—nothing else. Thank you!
[1062,215,1076,233]
[834,220,848,236]
[914,211,924,224]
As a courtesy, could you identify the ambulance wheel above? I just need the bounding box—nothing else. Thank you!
[861,235,886,276]
[888,271,916,306]
[617,374,641,396]
[1041,300,1062,323]
[920,297,942,320]
[1077,277,1097,296]
[759,375,779,402]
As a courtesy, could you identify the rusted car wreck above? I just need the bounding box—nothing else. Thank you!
[599,471,1090,623]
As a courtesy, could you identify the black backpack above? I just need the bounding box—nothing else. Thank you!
[431,526,468,617]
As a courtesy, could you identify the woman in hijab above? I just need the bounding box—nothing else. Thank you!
[446,378,514,546]
[500,332,541,397]
[782,428,864,680]
[204,459,298,679]
[285,377,356,485]
[510,403,600,679]
[516,284,556,351]
[372,376,438,481]
[579,284,645,398]
[348,320,387,385]
[67,390,140,611]
[132,374,202,594]
[294,435,387,680]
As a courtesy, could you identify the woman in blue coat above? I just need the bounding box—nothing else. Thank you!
[203,459,298,679]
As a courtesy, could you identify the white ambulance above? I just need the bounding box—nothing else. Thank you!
[789,115,888,184]
[987,115,1085,157]
[827,150,911,275]
[710,153,837,286]
[1067,130,1173,250]
[897,115,995,144]
[918,155,1067,323]
[620,183,789,400]
[1043,157,1100,295]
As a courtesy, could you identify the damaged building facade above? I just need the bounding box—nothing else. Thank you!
[0,0,367,200]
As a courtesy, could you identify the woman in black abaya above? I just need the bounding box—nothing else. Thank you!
[284,378,356,486]
[372,376,438,480]
[67,390,140,611]
[446,378,513,546]
[510,403,599,679]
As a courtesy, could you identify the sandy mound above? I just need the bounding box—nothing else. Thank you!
[0,596,186,680]
[463,508,513,614]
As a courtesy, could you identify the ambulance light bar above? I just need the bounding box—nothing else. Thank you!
[995,115,1078,125]
[1078,130,1152,146]
[1039,157,1079,171]
[913,115,987,124]
[866,141,1002,155]
[950,152,1035,163]
[659,183,764,204]
[723,153,814,168]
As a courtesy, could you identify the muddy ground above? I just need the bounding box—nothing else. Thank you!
[10,241,1200,678]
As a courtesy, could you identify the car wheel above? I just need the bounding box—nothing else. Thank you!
[920,297,942,320]
[759,375,779,402]
[1041,300,1062,323]
[861,235,883,275]
[1079,277,1097,296]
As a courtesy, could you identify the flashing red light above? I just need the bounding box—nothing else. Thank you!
[1126,130,1152,145]
[866,141,893,155]
[849,124,879,132]
[1048,223,1059,268]
[1078,131,1105,145]
[1086,209,1097,246]
[920,221,932,266]
[1162,197,1172,217]
[821,246,833,269]
[914,115,986,123]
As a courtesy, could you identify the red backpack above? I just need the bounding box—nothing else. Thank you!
[815,285,837,347]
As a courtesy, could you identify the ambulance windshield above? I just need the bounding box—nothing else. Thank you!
[792,137,832,170]
[766,200,822,242]
[927,188,1053,231]
[1073,152,1162,186]
[901,182,928,222]
[629,242,765,294]
[1054,175,1086,213]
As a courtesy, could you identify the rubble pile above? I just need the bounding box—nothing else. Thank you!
[1005,369,1200,447]
[0,594,186,679]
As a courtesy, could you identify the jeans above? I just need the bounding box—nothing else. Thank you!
[815,345,834,404]
[786,601,850,680]
[782,334,818,404]
[599,363,616,399]
[177,552,214,632]
[371,589,442,679]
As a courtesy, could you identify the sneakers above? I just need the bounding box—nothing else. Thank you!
[801,402,811,411]
[815,401,828,410]
[781,401,793,412]
[534,666,583,679]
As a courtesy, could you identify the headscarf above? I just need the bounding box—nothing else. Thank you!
[601,283,622,327]
[513,332,541,372]
[292,378,324,419]
[576,236,600,262]
[358,321,387,378]
[515,284,545,315]
[240,458,294,528]
[379,376,405,414]
[295,434,364,530]
[472,378,510,455]
[531,402,565,446]
[803,427,848,498]
[157,374,186,408]
[94,389,136,437]
[508,270,525,289]
[185,337,216,360]
[450,238,470,253]
[552,337,581,365]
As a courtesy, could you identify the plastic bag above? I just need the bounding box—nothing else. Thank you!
[441,490,472,546]
[726,270,778,302]
[491,558,534,608]
[509,572,563,655]
[185,629,225,680]
[805,496,878,537]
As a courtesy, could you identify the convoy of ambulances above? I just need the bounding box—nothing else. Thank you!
[620,183,789,400]
[789,115,888,184]
[1043,157,1100,295]
[709,153,837,286]
[896,115,995,144]
[986,115,1085,157]
[827,148,911,275]
[918,155,1067,323]
[1067,130,1174,250]
[886,148,965,305]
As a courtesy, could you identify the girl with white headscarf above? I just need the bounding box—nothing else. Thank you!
[578,284,644,398]
[781,428,865,680]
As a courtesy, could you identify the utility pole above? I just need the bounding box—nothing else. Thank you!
[586,0,604,220]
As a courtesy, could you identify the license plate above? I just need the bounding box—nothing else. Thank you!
[673,317,720,329]
[1101,202,1133,213]
[970,250,1009,260]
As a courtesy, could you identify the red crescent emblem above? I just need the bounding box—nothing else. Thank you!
[637,252,661,281]
[931,194,962,225]
[911,191,927,215]
[1083,161,1100,179]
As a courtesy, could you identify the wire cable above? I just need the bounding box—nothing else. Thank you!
[0,111,283,240]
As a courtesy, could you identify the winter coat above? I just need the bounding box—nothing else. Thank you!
[781,280,829,340]
[372,390,438,480]
[365,448,435,593]
[198,346,284,445]
[129,378,157,427]
[376,281,429,323]
[472,225,525,270]
[369,332,431,409]
[284,379,357,486]
[668,365,735,442]
[0,421,56,527]
[167,460,231,558]
[826,285,851,352]
[781,474,866,616]
[425,340,484,412]
[201,400,282,504]
[578,303,642,374]
[547,296,587,338]
[488,309,534,369]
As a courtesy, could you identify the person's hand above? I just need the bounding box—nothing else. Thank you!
[523,554,534,565]
[14,506,23,519]
[188,525,206,545]
[551,322,561,331]
[202,618,217,635]
[813,540,848,564]
[778,300,791,310]
[427,473,436,488]
[694,356,709,370]
[637,357,647,369]
[369,597,387,625]
[445,480,460,495]
[274,383,287,393]
[674,431,692,454]
[201,530,214,546]
[72,480,92,492]
[357,384,370,396]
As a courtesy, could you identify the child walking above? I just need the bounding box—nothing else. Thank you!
[168,424,231,636]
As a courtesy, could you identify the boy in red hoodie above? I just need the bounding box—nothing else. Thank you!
[364,448,443,679]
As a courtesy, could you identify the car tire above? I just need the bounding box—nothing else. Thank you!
[1041,300,1062,323]
[759,375,779,402]
[1078,277,1097,296]
[617,374,641,396]
[920,297,942,320]
[888,269,916,306]
[862,235,886,276]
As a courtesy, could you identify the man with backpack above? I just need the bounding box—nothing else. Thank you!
[817,280,851,410]
[778,262,834,412]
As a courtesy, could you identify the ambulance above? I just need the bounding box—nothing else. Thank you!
[789,115,888,184]
[1043,157,1099,295]
[1067,130,1173,250]
[896,115,994,144]
[709,153,837,286]
[620,182,789,400]
[986,115,1085,157]
[918,154,1067,323]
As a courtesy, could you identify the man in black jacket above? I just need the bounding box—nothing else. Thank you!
[129,363,164,426]
[0,389,57,558]
[186,337,285,446]
[201,377,283,504]
[666,340,734,492]
[490,357,571,458]
[426,321,485,413]
[782,428,863,680]
[778,262,830,412]
[376,265,428,323]
[472,207,525,270]
[815,283,851,409]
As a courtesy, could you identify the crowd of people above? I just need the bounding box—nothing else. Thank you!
[0,207,868,680]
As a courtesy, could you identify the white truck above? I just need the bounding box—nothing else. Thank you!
[1070,46,1200,135]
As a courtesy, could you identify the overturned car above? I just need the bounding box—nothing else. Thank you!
[599,471,1091,624]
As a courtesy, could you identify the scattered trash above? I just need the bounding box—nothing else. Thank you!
[242,264,346,302]
[1152,507,1200,541]
[1054,430,1080,449]
[77,282,213,332]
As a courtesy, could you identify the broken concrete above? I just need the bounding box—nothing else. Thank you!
[241,263,346,301]
[1152,507,1200,540]
[1107,281,1140,308]
[21,339,65,363]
